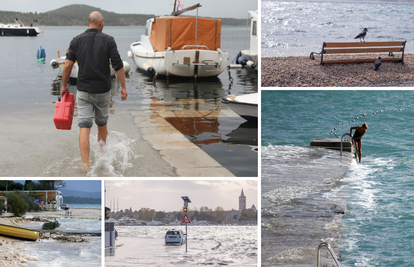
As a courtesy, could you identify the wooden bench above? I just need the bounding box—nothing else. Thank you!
[310,41,407,65]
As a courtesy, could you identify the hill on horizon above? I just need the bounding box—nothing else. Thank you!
[0,4,246,26]
[60,189,101,199]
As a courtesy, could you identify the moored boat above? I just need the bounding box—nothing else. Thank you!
[223,93,258,120]
[235,10,258,71]
[0,18,41,36]
[50,51,130,84]
[128,1,228,78]
[0,223,39,241]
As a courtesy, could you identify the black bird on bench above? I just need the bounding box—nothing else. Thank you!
[354,28,368,42]
[374,57,381,71]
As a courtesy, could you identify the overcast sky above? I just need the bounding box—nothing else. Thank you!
[105,180,257,212]
[2,0,258,19]
[14,180,101,192]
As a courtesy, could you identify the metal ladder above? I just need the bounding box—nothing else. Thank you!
[340,133,356,158]
[317,242,342,267]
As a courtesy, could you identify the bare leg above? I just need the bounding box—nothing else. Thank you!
[79,127,91,172]
[355,140,362,163]
[97,124,108,146]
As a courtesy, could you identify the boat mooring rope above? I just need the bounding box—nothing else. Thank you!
[202,99,223,120]
[228,69,233,84]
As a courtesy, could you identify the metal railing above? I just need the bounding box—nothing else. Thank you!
[340,133,356,158]
[317,242,342,267]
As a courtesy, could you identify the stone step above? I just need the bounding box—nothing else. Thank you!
[310,138,353,152]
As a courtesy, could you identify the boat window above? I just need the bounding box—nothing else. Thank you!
[252,21,257,36]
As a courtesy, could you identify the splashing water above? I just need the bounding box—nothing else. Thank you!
[88,131,141,177]
[44,131,141,177]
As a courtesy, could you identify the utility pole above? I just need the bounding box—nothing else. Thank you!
[181,196,191,253]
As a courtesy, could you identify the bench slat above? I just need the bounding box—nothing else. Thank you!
[324,47,403,54]
[324,41,406,48]
[323,58,403,64]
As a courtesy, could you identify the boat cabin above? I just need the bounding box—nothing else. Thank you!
[143,16,222,52]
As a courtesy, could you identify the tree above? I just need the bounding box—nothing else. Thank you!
[214,206,224,220]
[239,209,257,221]
[139,208,155,221]
[24,180,37,190]
[155,211,166,221]
[36,180,66,190]
[6,193,28,217]
[0,181,24,191]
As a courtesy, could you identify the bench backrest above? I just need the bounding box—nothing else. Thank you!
[323,41,406,54]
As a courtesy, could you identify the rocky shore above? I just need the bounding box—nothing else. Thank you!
[0,217,39,266]
[0,208,101,266]
[262,53,414,87]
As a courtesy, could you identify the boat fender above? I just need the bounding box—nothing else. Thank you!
[36,46,46,59]
[127,51,133,58]
[246,60,256,69]
[143,63,154,73]
[50,59,59,69]
[123,61,130,73]
[229,64,243,69]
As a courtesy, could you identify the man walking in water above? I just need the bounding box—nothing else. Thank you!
[350,122,368,164]
[61,11,127,172]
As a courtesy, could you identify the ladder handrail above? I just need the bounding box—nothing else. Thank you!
[340,133,353,156]
[317,242,342,267]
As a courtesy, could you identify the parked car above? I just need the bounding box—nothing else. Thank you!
[165,230,185,245]
[61,204,70,210]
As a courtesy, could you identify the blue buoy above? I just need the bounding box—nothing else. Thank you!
[36,46,46,59]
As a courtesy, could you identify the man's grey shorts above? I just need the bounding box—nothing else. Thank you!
[77,90,110,128]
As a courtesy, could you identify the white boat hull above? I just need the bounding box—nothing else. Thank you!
[224,93,258,120]
[130,42,228,77]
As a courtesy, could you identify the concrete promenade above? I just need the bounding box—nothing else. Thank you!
[132,98,238,177]
[0,96,241,177]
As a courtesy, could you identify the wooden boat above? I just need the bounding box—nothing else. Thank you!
[128,1,228,78]
[0,223,39,241]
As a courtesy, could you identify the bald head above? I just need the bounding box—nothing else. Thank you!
[87,11,104,30]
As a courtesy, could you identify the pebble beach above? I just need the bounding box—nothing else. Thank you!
[261,53,414,87]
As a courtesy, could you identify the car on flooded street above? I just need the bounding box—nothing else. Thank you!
[165,230,185,245]
[60,203,70,210]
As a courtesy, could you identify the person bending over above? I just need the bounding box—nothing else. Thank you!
[350,122,368,164]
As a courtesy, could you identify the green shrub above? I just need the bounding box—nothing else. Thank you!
[6,193,28,217]
[42,221,60,230]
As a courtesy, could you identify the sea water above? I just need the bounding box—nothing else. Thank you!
[262,90,414,266]
[262,0,414,57]
[110,225,257,266]
[0,25,257,177]
[15,217,101,266]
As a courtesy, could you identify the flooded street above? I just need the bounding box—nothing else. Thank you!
[0,26,257,177]
[106,225,257,266]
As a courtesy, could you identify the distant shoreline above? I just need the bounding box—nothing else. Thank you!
[0,4,248,27]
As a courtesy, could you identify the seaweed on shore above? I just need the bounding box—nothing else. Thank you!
[42,221,60,230]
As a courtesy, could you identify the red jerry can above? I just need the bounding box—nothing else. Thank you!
[54,93,75,130]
